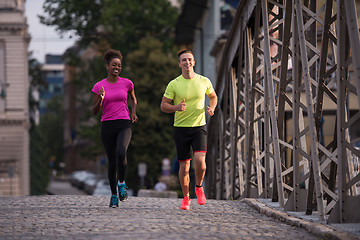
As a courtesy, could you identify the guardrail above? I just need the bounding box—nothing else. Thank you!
[206,0,360,223]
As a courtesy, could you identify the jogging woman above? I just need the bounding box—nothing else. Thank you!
[92,49,138,207]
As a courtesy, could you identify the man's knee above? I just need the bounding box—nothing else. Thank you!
[194,153,206,170]
[194,152,206,162]
[179,161,190,173]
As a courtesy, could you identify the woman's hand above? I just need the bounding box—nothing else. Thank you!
[131,112,138,123]
[98,86,105,99]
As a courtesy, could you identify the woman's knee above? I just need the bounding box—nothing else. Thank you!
[107,158,116,168]
[120,158,127,166]
[116,151,127,167]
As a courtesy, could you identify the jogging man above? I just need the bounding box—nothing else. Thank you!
[160,49,218,210]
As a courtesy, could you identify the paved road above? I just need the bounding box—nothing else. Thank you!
[47,180,87,195]
[0,195,319,240]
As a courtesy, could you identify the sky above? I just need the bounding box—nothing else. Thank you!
[25,0,78,63]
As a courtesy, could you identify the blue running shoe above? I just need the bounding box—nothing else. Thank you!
[109,194,119,208]
[118,182,129,201]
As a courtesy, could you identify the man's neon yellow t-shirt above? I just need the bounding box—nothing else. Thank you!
[163,74,214,127]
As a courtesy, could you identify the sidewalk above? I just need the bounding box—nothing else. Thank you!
[243,198,360,240]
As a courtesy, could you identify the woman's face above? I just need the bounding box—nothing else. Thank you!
[107,58,122,76]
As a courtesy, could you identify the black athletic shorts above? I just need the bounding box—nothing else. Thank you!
[173,125,207,161]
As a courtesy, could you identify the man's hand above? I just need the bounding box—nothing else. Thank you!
[206,106,215,116]
[177,99,186,111]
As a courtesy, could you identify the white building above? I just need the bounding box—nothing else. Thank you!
[0,0,31,196]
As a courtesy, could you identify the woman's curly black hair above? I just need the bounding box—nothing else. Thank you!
[103,49,123,65]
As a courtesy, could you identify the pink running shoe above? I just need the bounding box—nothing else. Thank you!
[180,196,191,210]
[195,186,206,205]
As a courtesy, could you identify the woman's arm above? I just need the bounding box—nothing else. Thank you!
[129,88,138,123]
[92,87,105,115]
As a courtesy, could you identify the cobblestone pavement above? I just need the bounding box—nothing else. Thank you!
[246,198,360,240]
[0,195,319,240]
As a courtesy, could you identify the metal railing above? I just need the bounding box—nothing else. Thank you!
[206,0,360,223]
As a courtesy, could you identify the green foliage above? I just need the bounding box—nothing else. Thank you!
[40,0,178,55]
[100,0,178,54]
[28,55,49,195]
[72,37,180,190]
[30,127,50,195]
[28,56,46,127]
[30,96,64,195]
[125,37,179,189]
[40,0,103,40]
[39,0,181,191]
[74,56,106,160]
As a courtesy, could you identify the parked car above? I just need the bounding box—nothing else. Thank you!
[70,171,95,189]
[70,170,87,187]
[84,175,104,195]
[92,179,111,196]
[92,179,134,196]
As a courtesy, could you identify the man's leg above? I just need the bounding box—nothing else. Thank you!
[179,160,191,197]
[174,126,192,210]
[179,160,191,210]
[193,152,206,186]
[194,152,207,205]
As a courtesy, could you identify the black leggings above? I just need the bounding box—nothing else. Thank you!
[101,119,132,195]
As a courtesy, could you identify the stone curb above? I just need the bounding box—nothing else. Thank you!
[242,198,359,240]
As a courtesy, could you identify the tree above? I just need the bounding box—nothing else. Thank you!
[73,37,180,190]
[125,36,179,189]
[40,0,178,56]
[30,96,64,195]
[30,127,51,195]
[28,57,46,126]
[39,0,180,191]
[72,54,106,160]
[28,56,48,195]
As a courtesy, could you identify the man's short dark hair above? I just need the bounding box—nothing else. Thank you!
[177,49,194,58]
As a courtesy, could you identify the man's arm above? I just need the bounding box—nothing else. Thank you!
[160,97,186,113]
[206,91,218,116]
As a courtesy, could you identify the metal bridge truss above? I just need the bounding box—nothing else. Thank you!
[207,0,360,223]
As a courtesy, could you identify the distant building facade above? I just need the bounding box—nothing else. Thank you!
[175,0,239,86]
[39,54,64,115]
[0,0,31,196]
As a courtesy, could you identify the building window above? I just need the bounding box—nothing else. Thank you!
[0,41,6,112]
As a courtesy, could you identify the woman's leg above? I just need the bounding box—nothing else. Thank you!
[101,123,118,195]
[116,127,132,183]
